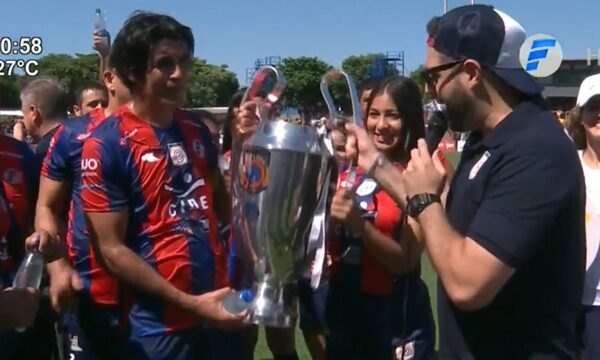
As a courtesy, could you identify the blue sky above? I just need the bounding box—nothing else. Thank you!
[1,0,598,85]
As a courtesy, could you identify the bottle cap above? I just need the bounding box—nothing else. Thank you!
[240,290,253,303]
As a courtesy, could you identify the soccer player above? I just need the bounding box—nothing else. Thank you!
[36,60,131,359]
[72,81,108,117]
[80,12,244,359]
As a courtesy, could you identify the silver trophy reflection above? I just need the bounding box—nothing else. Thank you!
[320,69,365,190]
[232,66,332,327]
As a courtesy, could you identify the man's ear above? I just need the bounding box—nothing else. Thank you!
[30,105,43,126]
[103,70,115,92]
[462,59,484,90]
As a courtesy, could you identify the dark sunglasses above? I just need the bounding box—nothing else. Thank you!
[421,59,466,88]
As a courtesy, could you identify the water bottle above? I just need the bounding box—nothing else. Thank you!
[94,8,110,42]
[12,248,44,332]
[223,290,253,314]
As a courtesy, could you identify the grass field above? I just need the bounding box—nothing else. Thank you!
[253,255,439,360]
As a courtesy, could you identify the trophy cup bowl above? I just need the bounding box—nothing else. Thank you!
[236,119,331,328]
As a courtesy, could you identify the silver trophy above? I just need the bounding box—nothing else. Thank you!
[320,69,365,190]
[232,66,332,327]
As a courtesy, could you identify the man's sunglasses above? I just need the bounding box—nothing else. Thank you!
[421,59,466,87]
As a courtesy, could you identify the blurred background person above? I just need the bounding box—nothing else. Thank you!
[71,81,108,117]
[567,73,600,360]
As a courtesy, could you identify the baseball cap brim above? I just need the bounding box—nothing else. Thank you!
[576,74,600,107]
[491,67,544,95]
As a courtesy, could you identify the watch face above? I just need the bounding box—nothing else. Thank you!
[408,194,437,217]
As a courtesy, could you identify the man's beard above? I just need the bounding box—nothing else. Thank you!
[444,94,472,132]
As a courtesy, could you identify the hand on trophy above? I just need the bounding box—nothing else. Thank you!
[330,188,365,235]
[188,287,248,329]
[344,122,381,172]
[233,99,274,141]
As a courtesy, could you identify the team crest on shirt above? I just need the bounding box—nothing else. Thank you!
[168,143,189,166]
[241,152,269,194]
[355,178,377,196]
[192,139,205,158]
[469,151,491,180]
[3,169,22,185]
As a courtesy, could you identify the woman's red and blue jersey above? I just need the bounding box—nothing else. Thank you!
[80,107,226,337]
[328,165,404,295]
[41,108,117,305]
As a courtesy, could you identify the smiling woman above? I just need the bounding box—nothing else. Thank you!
[365,76,425,164]
[326,75,435,360]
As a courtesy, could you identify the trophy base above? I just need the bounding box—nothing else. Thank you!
[246,281,297,328]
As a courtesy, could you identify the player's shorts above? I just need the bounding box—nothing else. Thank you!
[298,277,328,332]
[61,293,121,360]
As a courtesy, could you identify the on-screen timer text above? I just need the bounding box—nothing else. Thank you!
[0,36,43,76]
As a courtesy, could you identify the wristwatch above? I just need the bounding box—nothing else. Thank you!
[406,193,441,218]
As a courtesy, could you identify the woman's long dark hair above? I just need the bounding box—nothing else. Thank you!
[365,76,425,163]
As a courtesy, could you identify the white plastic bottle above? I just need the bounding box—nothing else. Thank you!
[223,290,253,314]
[12,248,44,332]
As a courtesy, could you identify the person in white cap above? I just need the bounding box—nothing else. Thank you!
[344,4,584,359]
[566,73,600,360]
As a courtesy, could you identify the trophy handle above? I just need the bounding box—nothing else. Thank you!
[320,69,363,192]
[241,65,286,122]
[319,69,363,130]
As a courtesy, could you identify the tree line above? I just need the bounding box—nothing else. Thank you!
[0,52,427,111]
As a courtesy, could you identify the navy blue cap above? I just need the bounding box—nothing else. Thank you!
[430,5,543,95]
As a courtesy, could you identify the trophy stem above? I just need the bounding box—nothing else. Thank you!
[246,281,297,328]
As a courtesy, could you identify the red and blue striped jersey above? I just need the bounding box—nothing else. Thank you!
[0,134,37,234]
[0,134,38,276]
[80,107,224,336]
[0,184,14,285]
[41,108,117,305]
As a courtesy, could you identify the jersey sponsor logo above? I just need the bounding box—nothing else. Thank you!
[164,177,210,217]
[241,152,269,194]
[168,195,210,217]
[81,158,99,171]
[141,152,160,163]
[3,168,22,185]
[469,151,490,180]
[168,143,189,166]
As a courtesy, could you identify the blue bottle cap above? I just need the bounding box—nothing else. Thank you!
[240,290,253,303]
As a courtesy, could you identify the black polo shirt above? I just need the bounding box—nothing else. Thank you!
[440,101,585,359]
